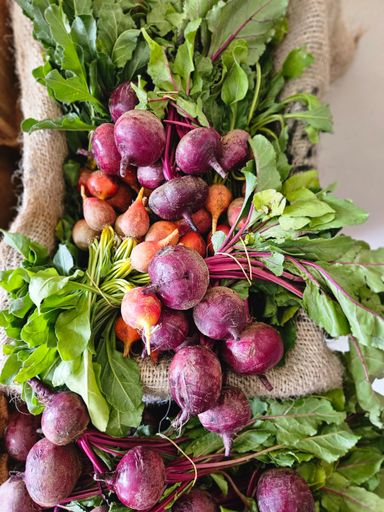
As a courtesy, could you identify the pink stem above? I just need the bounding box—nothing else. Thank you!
[163,119,197,129]
[77,437,107,475]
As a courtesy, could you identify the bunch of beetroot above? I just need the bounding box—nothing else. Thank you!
[0,381,89,511]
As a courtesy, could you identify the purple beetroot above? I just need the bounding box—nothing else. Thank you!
[256,468,315,512]
[222,322,284,375]
[193,286,247,340]
[148,245,210,310]
[137,162,165,189]
[169,346,223,427]
[148,175,208,231]
[114,110,166,176]
[112,446,165,510]
[198,386,251,456]
[109,81,138,122]
[29,378,90,446]
[173,489,217,511]
[220,129,250,171]
[0,475,41,512]
[4,407,40,461]
[150,307,190,353]
[91,123,121,176]
[175,128,226,178]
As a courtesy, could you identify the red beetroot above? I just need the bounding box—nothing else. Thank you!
[112,446,165,510]
[137,162,165,189]
[173,489,217,511]
[91,123,121,176]
[121,287,162,354]
[222,322,284,375]
[114,110,166,176]
[220,129,250,171]
[109,81,138,122]
[176,208,212,236]
[82,193,117,232]
[256,468,315,512]
[4,408,40,461]
[207,224,230,255]
[227,197,246,230]
[87,171,119,200]
[24,438,82,507]
[198,386,251,456]
[0,475,41,512]
[145,221,179,244]
[72,219,98,250]
[179,231,206,257]
[77,168,92,195]
[106,184,132,213]
[131,229,179,273]
[193,286,246,340]
[175,128,226,178]
[169,346,222,427]
[150,307,189,353]
[118,188,150,238]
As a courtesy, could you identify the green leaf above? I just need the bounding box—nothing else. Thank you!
[15,345,58,383]
[338,448,384,486]
[173,19,201,91]
[0,353,23,385]
[97,3,136,55]
[232,430,270,453]
[261,252,285,277]
[183,0,219,20]
[207,0,289,63]
[53,244,75,275]
[283,190,335,218]
[249,135,281,191]
[142,28,175,91]
[221,40,249,106]
[106,408,135,438]
[29,268,82,309]
[211,230,226,254]
[279,236,367,261]
[185,431,223,457]
[55,296,91,361]
[317,193,369,230]
[295,426,359,463]
[253,189,286,218]
[21,309,57,348]
[22,113,95,133]
[282,47,314,79]
[70,15,97,63]
[211,473,229,495]
[45,70,103,109]
[282,170,320,196]
[1,230,49,265]
[112,29,140,68]
[321,473,384,511]
[22,382,45,415]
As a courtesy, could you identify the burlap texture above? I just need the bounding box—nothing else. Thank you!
[0,1,357,401]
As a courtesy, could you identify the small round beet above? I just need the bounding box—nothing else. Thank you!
[257,468,315,512]
[137,162,165,189]
[227,197,246,230]
[113,446,165,510]
[220,129,250,171]
[5,408,40,461]
[106,184,132,213]
[173,489,217,511]
[175,128,226,178]
[0,475,41,512]
[109,81,138,122]
[148,245,209,310]
[169,346,222,427]
[179,231,206,257]
[87,171,119,200]
[150,307,189,352]
[114,110,166,176]
[198,386,251,456]
[91,123,121,176]
[82,196,117,232]
[145,221,179,244]
[193,286,246,340]
[223,322,284,375]
[25,439,82,507]
[72,219,98,250]
[176,209,212,236]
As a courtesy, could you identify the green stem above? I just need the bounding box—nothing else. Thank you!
[247,62,262,125]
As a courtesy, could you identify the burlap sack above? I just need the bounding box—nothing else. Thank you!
[0,0,358,401]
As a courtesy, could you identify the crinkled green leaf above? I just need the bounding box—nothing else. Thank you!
[249,134,281,191]
[294,426,359,463]
[15,345,58,383]
[142,28,175,91]
[337,448,384,486]
[173,18,201,91]
[112,29,140,68]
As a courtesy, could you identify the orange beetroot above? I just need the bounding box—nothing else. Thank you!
[145,221,179,244]
[205,184,233,233]
[87,171,119,200]
[179,231,206,257]
[115,316,141,357]
[77,168,92,195]
[131,229,179,273]
[118,188,150,239]
[81,187,116,232]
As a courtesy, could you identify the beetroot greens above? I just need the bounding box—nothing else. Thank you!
[193,286,247,340]
[109,81,138,122]
[198,386,252,456]
[168,346,223,428]
[148,245,210,310]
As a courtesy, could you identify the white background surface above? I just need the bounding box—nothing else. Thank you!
[318,0,384,248]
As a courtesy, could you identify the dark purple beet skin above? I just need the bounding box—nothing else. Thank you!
[137,162,165,189]
[4,408,40,461]
[114,110,166,176]
[175,127,226,178]
[41,391,90,446]
[198,386,251,456]
[173,489,217,511]
[91,123,121,176]
[0,475,41,512]
[109,81,138,122]
[90,507,108,512]
[148,245,210,310]
[220,129,250,171]
[113,446,165,510]
[256,468,315,512]
[222,322,284,375]
[169,346,222,427]
[193,286,247,340]
[24,438,82,507]
[148,175,208,230]
[150,307,189,352]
